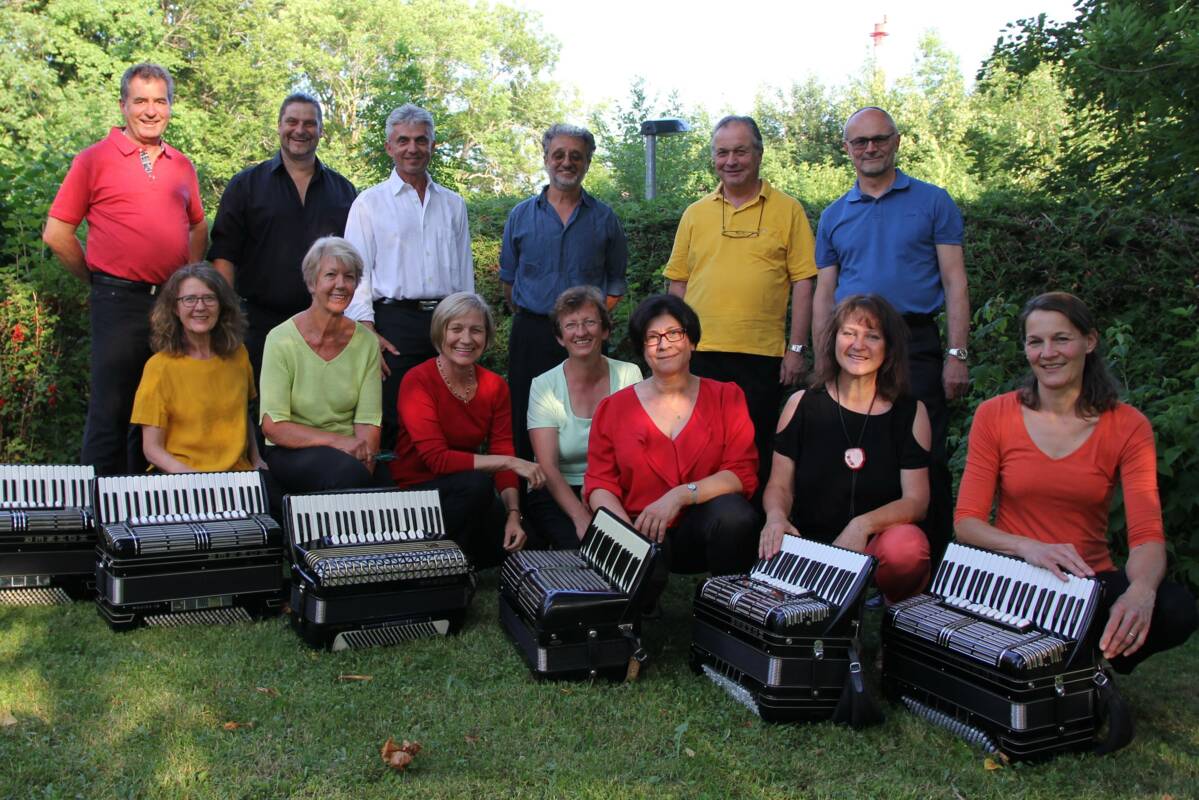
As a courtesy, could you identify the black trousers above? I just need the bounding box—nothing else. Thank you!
[263,445,392,495]
[1097,571,1198,674]
[373,302,437,452]
[524,484,584,550]
[507,311,567,461]
[904,316,953,563]
[643,493,759,607]
[243,300,296,390]
[688,351,780,508]
[83,282,155,476]
[405,471,508,570]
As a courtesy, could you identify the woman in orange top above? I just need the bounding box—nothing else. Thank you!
[955,292,1195,673]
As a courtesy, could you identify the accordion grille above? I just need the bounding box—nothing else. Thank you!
[0,587,73,606]
[303,541,470,587]
[700,575,832,628]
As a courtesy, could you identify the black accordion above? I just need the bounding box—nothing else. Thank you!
[284,489,474,651]
[94,472,285,629]
[1,464,96,604]
[499,508,659,679]
[882,542,1130,761]
[690,535,876,723]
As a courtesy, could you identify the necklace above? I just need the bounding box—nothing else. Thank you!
[833,383,877,520]
[436,356,476,403]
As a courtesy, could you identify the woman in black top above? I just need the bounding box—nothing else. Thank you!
[760,294,933,603]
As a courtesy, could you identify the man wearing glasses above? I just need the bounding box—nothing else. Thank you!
[812,105,969,562]
[42,63,206,475]
[664,115,817,503]
[500,123,628,461]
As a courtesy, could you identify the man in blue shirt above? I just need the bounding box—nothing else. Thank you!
[812,106,970,562]
[500,123,628,460]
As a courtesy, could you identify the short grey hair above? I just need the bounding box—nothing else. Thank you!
[711,115,764,156]
[843,106,898,140]
[386,104,435,143]
[551,285,610,336]
[120,63,175,104]
[279,92,323,127]
[541,124,596,161]
[430,292,496,351]
[301,236,364,290]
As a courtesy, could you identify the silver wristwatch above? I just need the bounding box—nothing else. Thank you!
[945,347,969,362]
[788,343,807,355]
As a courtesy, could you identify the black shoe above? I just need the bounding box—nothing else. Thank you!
[864,593,885,612]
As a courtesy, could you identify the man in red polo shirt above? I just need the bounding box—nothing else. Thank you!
[43,62,207,475]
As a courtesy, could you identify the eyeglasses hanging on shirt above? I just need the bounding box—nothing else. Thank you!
[720,196,764,239]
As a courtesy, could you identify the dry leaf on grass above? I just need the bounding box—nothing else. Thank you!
[464,733,480,745]
[337,674,373,682]
[983,757,1003,771]
[255,687,280,697]
[684,747,695,758]
[221,721,255,731]
[1,710,17,728]
[381,737,422,771]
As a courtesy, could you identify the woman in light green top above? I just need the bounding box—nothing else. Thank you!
[526,286,642,548]
[259,236,389,494]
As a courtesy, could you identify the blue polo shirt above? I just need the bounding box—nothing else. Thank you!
[815,169,963,315]
[499,187,628,314]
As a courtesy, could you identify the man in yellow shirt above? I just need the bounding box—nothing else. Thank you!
[664,116,816,501]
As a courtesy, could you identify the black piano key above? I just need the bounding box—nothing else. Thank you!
[965,569,981,602]
[814,564,836,597]
[827,568,851,604]
[1050,593,1068,632]
[783,554,807,584]
[776,552,799,582]
[1068,595,1085,636]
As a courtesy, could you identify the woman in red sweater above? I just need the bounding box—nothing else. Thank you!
[390,292,545,569]
[585,294,759,597]
[955,292,1195,673]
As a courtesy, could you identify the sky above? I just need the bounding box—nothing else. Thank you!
[508,0,1080,116]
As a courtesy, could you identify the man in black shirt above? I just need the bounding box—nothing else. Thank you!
[209,92,358,379]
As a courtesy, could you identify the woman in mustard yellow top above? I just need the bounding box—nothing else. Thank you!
[131,262,264,475]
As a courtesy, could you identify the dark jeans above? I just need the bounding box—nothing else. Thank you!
[524,484,584,550]
[405,471,508,570]
[263,445,392,495]
[83,283,154,476]
[643,493,759,608]
[688,351,780,508]
[1097,571,1198,674]
[507,311,567,461]
[373,302,437,452]
[904,316,953,564]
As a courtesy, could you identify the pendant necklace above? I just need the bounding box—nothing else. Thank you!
[833,382,877,519]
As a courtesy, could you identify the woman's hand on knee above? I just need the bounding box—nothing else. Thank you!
[503,516,527,552]
[1100,583,1156,660]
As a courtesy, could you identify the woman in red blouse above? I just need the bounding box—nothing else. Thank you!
[955,292,1195,673]
[390,292,546,569]
[585,294,759,592]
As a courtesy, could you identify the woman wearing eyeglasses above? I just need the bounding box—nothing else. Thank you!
[132,262,266,476]
[525,286,643,548]
[258,236,388,494]
[585,294,759,590]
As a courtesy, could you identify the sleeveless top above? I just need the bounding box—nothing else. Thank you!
[774,388,929,542]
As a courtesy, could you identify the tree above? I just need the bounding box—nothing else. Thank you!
[983,0,1199,207]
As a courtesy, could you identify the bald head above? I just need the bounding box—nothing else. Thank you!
[843,106,897,141]
[843,107,901,181]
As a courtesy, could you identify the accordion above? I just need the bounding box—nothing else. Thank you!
[284,489,474,651]
[94,472,284,629]
[499,508,659,679]
[690,535,875,722]
[1,464,96,605]
[882,542,1130,761]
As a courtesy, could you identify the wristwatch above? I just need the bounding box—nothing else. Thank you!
[945,347,969,362]
[686,482,699,504]
[788,343,807,355]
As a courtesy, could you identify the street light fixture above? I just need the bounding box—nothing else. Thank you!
[641,118,692,200]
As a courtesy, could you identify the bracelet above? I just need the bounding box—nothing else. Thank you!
[506,508,521,516]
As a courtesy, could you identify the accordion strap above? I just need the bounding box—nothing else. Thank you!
[1092,667,1134,755]
[831,638,884,729]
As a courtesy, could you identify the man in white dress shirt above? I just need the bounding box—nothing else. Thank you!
[344,103,474,449]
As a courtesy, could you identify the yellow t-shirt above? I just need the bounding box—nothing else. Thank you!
[662,180,817,357]
[131,346,255,472]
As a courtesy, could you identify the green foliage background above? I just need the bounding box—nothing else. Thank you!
[1,0,1196,585]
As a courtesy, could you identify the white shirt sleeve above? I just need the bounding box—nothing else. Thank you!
[344,194,376,322]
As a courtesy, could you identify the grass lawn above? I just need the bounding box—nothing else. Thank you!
[2,571,1196,800]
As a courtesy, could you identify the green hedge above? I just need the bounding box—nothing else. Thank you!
[3,192,1196,584]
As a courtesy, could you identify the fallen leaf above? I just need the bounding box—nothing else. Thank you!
[464,733,480,745]
[684,747,695,758]
[337,674,373,682]
[983,757,1003,771]
[380,737,422,771]
[221,721,255,731]
[255,687,280,697]
[1,710,17,728]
